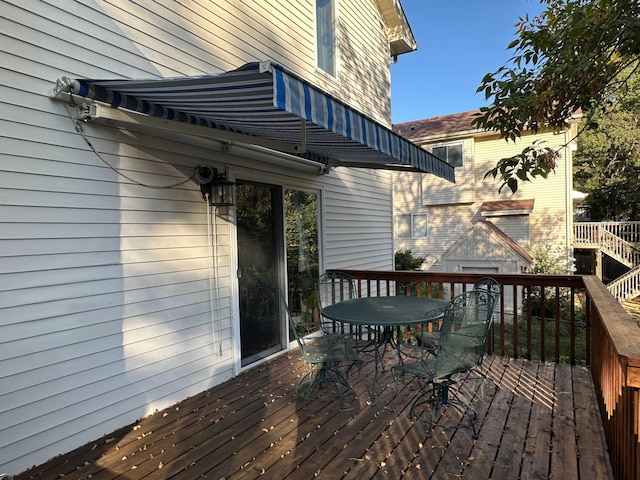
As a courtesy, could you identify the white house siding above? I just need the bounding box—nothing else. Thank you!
[1,0,398,474]
[422,138,475,206]
[489,215,531,248]
[441,224,529,315]
[441,223,529,275]
[324,168,394,269]
[336,0,392,125]
[1,100,237,473]
[473,131,572,250]
[393,169,473,269]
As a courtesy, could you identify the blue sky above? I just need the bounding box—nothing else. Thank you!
[391,0,546,124]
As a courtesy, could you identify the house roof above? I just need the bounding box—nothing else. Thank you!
[438,220,533,265]
[376,0,417,57]
[393,108,582,142]
[392,110,481,141]
[481,199,535,215]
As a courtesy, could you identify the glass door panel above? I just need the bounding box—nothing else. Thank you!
[236,181,283,366]
[285,189,320,330]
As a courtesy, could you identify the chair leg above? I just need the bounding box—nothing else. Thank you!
[409,378,480,439]
[295,364,355,409]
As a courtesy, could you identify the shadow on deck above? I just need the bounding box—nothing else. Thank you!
[16,352,613,480]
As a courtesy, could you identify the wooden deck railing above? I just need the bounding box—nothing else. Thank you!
[330,269,640,480]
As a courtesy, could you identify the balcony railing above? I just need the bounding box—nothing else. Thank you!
[330,269,640,480]
[575,221,640,246]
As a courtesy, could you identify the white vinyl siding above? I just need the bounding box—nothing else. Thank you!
[323,169,394,270]
[474,132,570,248]
[1,0,397,473]
[1,104,236,472]
[422,139,474,205]
[335,0,392,125]
[490,215,531,248]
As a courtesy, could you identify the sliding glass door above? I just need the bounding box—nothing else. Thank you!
[236,181,320,366]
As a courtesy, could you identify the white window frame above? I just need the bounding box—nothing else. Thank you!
[315,0,337,77]
[431,142,465,168]
[396,213,428,239]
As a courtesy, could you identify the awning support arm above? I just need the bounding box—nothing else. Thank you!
[69,102,303,154]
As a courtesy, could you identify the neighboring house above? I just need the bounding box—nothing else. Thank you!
[392,109,579,274]
[0,0,453,474]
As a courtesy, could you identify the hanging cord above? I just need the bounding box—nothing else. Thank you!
[213,204,224,357]
[63,98,223,354]
[63,96,225,355]
[63,102,196,189]
[206,195,223,356]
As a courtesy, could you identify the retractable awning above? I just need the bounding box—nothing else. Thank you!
[51,61,454,181]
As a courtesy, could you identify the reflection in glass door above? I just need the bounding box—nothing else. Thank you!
[236,181,283,366]
[285,190,320,329]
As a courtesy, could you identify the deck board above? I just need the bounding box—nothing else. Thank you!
[520,361,554,480]
[552,362,581,479]
[573,363,614,479]
[15,353,613,480]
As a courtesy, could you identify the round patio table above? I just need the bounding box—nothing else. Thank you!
[321,296,449,402]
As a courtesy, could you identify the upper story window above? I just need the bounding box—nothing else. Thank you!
[432,143,464,168]
[396,213,428,238]
[316,0,336,76]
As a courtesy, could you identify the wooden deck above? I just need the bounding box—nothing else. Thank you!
[16,352,613,480]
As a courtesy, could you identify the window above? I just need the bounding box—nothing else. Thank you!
[432,143,464,168]
[316,0,336,76]
[396,213,428,238]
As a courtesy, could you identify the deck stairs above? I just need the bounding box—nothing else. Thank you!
[574,221,640,303]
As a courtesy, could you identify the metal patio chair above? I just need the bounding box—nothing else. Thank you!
[473,277,501,350]
[417,278,501,354]
[393,289,495,438]
[473,277,501,301]
[316,272,379,356]
[280,291,363,409]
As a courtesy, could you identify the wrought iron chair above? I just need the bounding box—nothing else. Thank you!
[418,278,501,354]
[280,291,362,409]
[473,277,501,349]
[473,277,501,300]
[316,272,379,355]
[393,289,495,438]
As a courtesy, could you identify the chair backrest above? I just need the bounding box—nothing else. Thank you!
[277,290,308,350]
[472,277,500,303]
[317,272,358,307]
[316,272,358,334]
[434,289,495,376]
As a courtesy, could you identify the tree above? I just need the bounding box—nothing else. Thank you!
[573,73,640,220]
[473,0,640,193]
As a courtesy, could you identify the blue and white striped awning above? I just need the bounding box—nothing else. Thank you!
[58,61,454,181]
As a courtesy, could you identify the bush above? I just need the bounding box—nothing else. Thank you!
[523,243,576,317]
[395,249,425,271]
